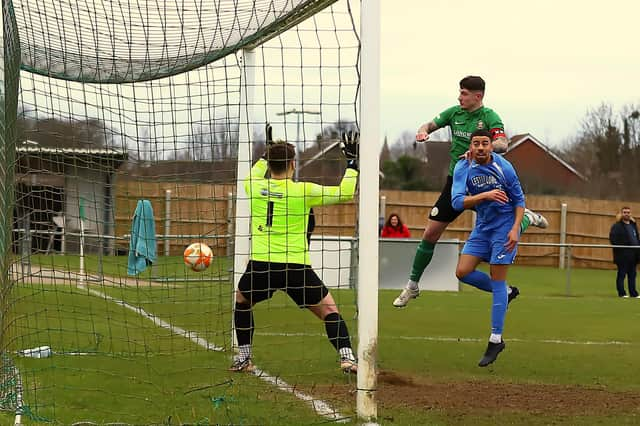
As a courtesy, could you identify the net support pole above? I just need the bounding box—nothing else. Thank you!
[0,1,20,323]
[164,190,171,257]
[232,48,256,350]
[227,192,233,259]
[357,0,380,421]
[79,198,86,286]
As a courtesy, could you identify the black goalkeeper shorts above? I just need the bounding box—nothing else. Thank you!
[238,260,329,308]
[429,175,464,223]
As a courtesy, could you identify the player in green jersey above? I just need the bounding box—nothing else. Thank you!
[230,130,360,374]
[393,76,548,307]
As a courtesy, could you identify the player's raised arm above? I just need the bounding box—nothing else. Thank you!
[243,158,268,194]
[487,113,508,153]
[415,121,439,142]
[243,123,275,192]
[304,131,359,207]
[417,105,459,143]
[491,132,509,154]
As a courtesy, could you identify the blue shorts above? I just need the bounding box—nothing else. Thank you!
[462,226,518,265]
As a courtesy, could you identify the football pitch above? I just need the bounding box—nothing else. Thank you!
[3,260,640,425]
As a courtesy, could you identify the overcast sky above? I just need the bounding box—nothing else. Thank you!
[380,0,640,148]
[20,0,640,153]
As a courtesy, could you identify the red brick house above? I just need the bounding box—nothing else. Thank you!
[417,134,586,195]
[505,134,585,194]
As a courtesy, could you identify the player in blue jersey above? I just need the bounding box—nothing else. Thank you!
[451,128,525,367]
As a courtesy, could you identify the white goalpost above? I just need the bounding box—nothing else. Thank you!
[232,48,256,352]
[357,0,381,421]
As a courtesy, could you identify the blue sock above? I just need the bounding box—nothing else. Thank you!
[460,270,492,293]
[490,280,508,334]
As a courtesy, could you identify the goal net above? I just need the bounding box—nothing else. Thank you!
[1,0,363,423]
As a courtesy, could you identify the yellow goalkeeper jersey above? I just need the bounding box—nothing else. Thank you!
[244,159,358,265]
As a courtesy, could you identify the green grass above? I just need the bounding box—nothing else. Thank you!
[3,261,640,424]
[26,254,230,282]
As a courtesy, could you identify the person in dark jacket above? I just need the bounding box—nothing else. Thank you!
[609,206,640,298]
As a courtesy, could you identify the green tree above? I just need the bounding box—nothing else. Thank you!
[381,155,434,191]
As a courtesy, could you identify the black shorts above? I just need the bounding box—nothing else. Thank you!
[238,260,329,308]
[429,175,464,223]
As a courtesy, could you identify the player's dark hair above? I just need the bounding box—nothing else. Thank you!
[470,129,492,141]
[266,142,296,174]
[460,75,485,93]
[621,206,631,212]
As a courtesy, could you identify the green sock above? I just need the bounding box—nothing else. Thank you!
[520,214,530,233]
[409,240,435,282]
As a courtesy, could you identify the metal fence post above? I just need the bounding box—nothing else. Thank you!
[559,203,567,269]
[565,245,572,296]
[379,195,386,232]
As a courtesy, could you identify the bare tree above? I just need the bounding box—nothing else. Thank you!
[560,102,640,199]
[18,116,115,149]
[389,131,419,159]
[315,119,357,144]
[214,119,239,159]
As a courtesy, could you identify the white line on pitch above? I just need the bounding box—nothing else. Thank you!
[79,285,347,423]
[257,332,633,346]
[81,285,224,352]
[251,367,349,423]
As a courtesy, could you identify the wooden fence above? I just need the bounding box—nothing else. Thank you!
[115,179,640,269]
[380,191,640,270]
[115,179,236,257]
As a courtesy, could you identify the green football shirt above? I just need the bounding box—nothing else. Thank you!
[244,159,358,265]
[432,105,504,175]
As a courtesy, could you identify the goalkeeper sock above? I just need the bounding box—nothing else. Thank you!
[409,240,435,282]
[339,347,356,362]
[520,214,531,233]
[237,344,252,361]
[324,312,352,351]
[459,270,492,293]
[234,302,254,347]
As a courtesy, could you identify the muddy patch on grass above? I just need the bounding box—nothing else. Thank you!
[312,370,640,417]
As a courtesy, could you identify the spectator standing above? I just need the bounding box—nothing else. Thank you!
[609,206,640,298]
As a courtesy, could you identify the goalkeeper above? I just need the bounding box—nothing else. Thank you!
[230,128,359,374]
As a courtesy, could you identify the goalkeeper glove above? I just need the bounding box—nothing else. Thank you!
[266,123,274,145]
[341,130,359,170]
